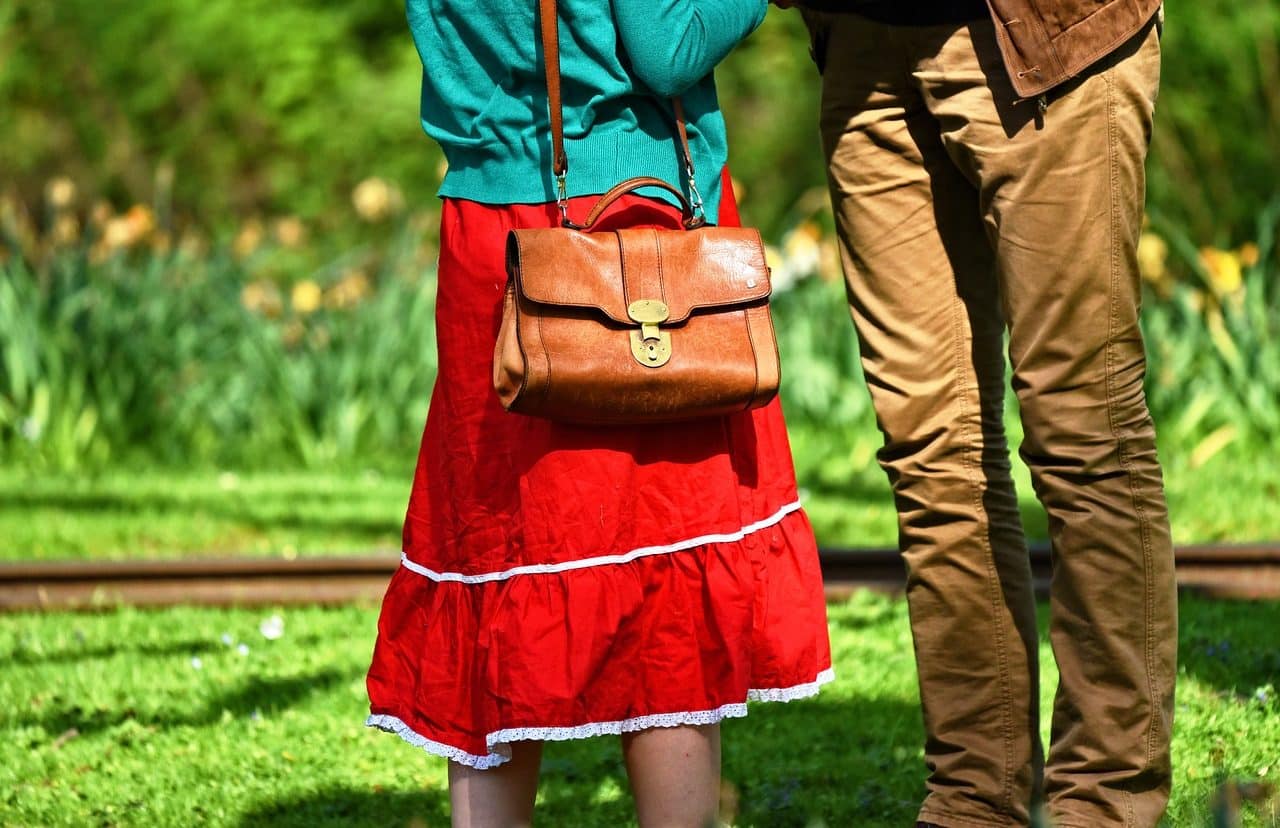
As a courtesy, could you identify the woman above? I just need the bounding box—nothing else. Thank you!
[365,1,833,825]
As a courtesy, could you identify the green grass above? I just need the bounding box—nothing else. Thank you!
[2,442,1275,561]
[1,595,1276,826]
[0,469,407,561]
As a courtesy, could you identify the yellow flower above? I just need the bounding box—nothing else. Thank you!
[178,232,209,259]
[771,220,822,290]
[325,269,371,310]
[1239,242,1260,269]
[125,204,154,237]
[102,218,131,249]
[233,219,264,259]
[45,177,77,210]
[52,214,80,246]
[101,205,155,250]
[291,280,323,315]
[1136,232,1168,284]
[274,217,306,248]
[241,280,283,318]
[352,177,403,222]
[1198,247,1243,297]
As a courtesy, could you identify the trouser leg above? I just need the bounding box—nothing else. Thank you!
[810,12,1042,826]
[913,17,1177,827]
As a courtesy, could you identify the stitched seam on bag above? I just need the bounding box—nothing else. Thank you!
[618,231,632,309]
[743,305,762,410]
[535,309,552,407]
[756,228,778,407]
[653,230,666,307]
[399,500,803,583]
[510,241,531,399]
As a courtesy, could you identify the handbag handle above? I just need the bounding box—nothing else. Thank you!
[537,0,705,229]
[570,177,704,231]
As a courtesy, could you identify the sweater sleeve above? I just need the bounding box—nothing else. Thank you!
[610,0,768,97]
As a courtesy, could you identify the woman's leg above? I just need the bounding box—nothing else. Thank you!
[622,724,721,828]
[448,740,543,828]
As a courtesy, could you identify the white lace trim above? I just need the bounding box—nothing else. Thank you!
[365,714,514,770]
[366,667,835,769]
[398,500,804,584]
[747,667,835,702]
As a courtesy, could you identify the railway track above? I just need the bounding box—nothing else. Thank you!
[1,543,1278,612]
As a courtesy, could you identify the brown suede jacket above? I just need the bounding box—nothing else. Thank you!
[802,0,1161,98]
[989,0,1162,97]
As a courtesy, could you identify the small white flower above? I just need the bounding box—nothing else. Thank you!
[220,633,234,646]
[237,643,250,656]
[190,657,203,670]
[259,615,285,641]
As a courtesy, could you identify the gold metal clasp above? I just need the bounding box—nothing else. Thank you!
[627,299,671,368]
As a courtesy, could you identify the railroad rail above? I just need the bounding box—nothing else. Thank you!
[1,544,1278,612]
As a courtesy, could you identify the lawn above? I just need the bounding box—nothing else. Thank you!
[1,594,1277,826]
[2,442,1276,561]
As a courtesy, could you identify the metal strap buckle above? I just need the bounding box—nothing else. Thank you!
[555,174,570,225]
[684,163,706,224]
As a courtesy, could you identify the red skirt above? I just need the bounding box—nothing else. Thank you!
[365,172,832,768]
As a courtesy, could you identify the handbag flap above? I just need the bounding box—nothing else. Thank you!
[507,227,770,324]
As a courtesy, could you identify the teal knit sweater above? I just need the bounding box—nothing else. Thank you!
[405,0,767,223]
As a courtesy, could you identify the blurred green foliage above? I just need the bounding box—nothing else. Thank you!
[1,0,430,227]
[0,228,438,470]
[1150,1,1280,244]
[2,1,1277,242]
[1,0,1279,489]
[1,205,1276,472]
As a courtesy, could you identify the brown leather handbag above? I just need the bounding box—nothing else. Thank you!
[492,0,780,425]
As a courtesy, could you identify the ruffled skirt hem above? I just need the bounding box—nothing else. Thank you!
[366,667,835,769]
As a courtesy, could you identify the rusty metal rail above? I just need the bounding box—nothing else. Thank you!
[818,543,1280,601]
[1,544,1278,612]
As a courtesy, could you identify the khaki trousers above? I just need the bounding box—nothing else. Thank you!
[803,12,1177,828]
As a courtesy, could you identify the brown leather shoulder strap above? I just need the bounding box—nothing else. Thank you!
[538,0,696,184]
[671,98,695,178]
[539,0,568,177]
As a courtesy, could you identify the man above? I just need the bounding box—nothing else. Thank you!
[784,1,1176,826]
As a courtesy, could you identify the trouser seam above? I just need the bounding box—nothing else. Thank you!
[948,288,1017,814]
[1102,63,1155,828]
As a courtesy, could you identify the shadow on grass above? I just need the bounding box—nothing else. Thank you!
[543,694,922,827]
[720,693,924,826]
[236,694,923,827]
[4,636,225,666]
[1177,597,1280,697]
[238,788,448,827]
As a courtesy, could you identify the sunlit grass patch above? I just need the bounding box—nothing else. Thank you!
[1,596,1277,826]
